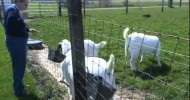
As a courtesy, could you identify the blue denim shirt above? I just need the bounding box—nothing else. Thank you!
[4,4,29,38]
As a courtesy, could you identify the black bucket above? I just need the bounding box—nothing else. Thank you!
[86,73,116,100]
[27,39,44,50]
[48,44,66,63]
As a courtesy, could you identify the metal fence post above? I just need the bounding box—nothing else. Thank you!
[39,0,41,16]
[67,0,87,99]
[0,0,4,25]
[126,0,128,14]
[58,0,62,16]
[168,0,173,8]
[83,0,85,15]
[162,0,164,12]
[179,0,182,7]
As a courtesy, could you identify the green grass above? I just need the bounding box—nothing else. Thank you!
[27,6,189,99]
[0,23,39,99]
[85,6,189,37]
[83,7,189,99]
[87,1,189,8]
[0,18,67,100]
[0,4,189,99]
[27,1,189,16]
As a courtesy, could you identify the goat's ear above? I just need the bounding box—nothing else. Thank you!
[57,44,62,50]
[100,41,107,48]
[106,54,115,74]
[58,42,62,45]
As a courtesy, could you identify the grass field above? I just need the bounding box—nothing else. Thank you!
[0,25,40,99]
[0,26,67,99]
[83,6,189,99]
[0,11,66,100]
[28,6,189,99]
[0,3,189,100]
[26,1,189,16]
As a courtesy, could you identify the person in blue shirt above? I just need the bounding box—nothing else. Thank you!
[4,0,38,96]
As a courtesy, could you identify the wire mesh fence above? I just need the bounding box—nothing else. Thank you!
[25,14,189,99]
[0,0,189,99]
[1,0,188,18]
[84,17,189,100]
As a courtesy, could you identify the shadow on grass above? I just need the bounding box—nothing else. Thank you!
[135,59,170,80]
[17,94,40,100]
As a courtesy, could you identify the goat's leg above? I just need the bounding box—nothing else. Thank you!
[60,66,66,82]
[110,75,116,100]
[155,50,162,67]
[140,55,144,62]
[130,53,139,72]
[69,74,75,100]
[60,65,70,86]
[126,50,130,67]
[60,74,65,82]
[125,47,128,66]
[60,71,70,86]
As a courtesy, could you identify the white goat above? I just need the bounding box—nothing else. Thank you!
[123,27,162,71]
[58,39,71,55]
[58,39,107,57]
[60,52,115,100]
[84,39,107,57]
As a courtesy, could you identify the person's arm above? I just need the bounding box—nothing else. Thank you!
[29,28,39,33]
[20,11,39,33]
[5,9,25,32]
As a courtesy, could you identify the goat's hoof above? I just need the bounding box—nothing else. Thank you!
[132,69,137,73]
[59,80,70,86]
[125,64,130,67]
[157,64,162,67]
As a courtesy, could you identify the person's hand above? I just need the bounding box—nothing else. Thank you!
[20,11,29,20]
[29,29,39,33]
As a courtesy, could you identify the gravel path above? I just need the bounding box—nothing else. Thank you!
[27,47,156,100]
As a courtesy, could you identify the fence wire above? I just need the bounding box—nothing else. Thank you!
[24,14,189,100]
[0,0,189,99]
[83,17,189,100]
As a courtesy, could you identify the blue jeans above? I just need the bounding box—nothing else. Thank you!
[5,35,28,94]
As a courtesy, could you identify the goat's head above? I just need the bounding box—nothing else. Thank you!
[58,39,71,54]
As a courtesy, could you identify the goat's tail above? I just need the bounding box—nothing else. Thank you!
[106,54,115,74]
[123,27,130,39]
[96,41,107,48]
[58,41,62,45]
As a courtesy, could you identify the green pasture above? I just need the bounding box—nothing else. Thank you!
[0,25,39,99]
[28,1,189,9]
[27,1,189,16]
[0,3,189,100]
[0,29,67,99]
[0,14,67,100]
[83,7,189,99]
[85,7,189,100]
[28,6,189,99]
[86,1,189,8]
